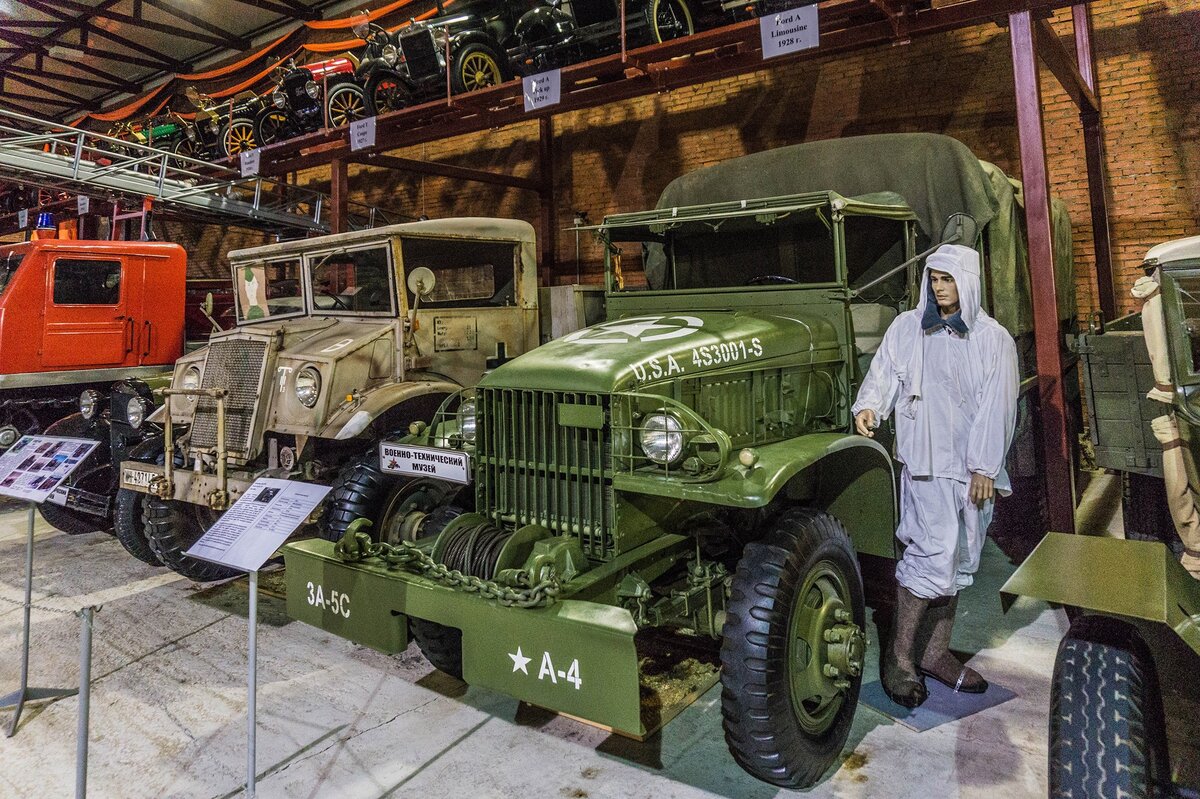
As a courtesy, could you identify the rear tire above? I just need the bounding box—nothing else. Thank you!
[720,508,865,789]
[1049,616,1167,799]
[143,497,240,582]
[320,459,390,542]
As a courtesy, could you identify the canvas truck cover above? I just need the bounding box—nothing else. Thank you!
[654,133,1073,336]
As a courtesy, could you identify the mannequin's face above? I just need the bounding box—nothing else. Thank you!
[929,270,959,312]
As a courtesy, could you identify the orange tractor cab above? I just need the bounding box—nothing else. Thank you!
[0,240,186,531]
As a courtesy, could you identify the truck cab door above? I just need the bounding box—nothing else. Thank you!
[42,256,139,369]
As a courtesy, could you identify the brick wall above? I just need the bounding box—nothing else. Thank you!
[230,0,1199,321]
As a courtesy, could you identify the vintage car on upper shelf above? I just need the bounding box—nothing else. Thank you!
[280,133,1079,789]
[116,219,601,582]
[180,86,271,158]
[349,17,411,116]
[1003,235,1200,799]
[378,0,697,102]
[0,240,185,539]
[255,55,368,146]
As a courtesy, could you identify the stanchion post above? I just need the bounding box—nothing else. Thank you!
[247,569,258,798]
[76,606,97,799]
[1,503,77,737]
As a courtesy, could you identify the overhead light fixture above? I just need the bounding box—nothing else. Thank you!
[47,44,86,59]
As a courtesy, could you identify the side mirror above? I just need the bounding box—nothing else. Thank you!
[407,266,436,298]
[201,291,222,334]
[939,212,979,248]
[203,291,214,316]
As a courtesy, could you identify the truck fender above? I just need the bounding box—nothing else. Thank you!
[1001,533,1200,647]
[613,432,897,558]
[320,380,460,441]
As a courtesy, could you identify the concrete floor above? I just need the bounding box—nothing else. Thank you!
[0,478,1120,799]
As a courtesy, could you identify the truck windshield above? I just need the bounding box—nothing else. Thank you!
[622,212,837,291]
[0,250,23,296]
[234,257,303,322]
[308,244,394,314]
[611,212,909,298]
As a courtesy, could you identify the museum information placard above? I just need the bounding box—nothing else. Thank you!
[186,478,330,572]
[0,435,99,503]
[759,4,819,60]
[523,69,561,113]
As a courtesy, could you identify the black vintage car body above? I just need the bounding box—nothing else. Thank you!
[387,0,694,100]
[182,87,269,159]
[255,56,367,146]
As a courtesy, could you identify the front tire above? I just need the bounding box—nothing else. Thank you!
[1049,617,1167,799]
[365,70,412,116]
[720,508,866,789]
[451,42,507,94]
[647,0,694,42]
[221,118,258,155]
[326,82,368,127]
[143,497,240,582]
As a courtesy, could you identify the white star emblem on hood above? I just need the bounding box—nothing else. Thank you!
[562,315,704,344]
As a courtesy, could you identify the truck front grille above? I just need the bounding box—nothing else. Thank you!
[477,388,613,558]
[400,30,440,81]
[191,339,268,457]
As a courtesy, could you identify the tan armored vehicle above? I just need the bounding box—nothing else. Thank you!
[119,218,550,581]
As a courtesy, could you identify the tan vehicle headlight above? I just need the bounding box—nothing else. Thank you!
[458,399,477,442]
[79,389,102,420]
[181,365,201,404]
[639,413,684,465]
[295,367,321,408]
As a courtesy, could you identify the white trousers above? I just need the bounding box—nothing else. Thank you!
[894,469,994,599]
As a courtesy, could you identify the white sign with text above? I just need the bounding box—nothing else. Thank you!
[759,3,819,60]
[0,435,99,504]
[186,478,330,572]
[77,195,90,215]
[16,209,27,229]
[523,69,562,113]
[350,116,377,151]
[240,148,261,177]
[380,442,471,484]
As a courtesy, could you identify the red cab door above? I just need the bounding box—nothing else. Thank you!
[42,255,142,369]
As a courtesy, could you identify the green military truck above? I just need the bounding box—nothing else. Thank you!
[1003,236,1200,799]
[117,218,555,581]
[282,132,1080,788]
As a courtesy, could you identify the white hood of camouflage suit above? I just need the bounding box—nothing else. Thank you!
[852,244,1019,490]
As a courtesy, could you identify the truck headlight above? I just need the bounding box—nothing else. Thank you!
[305,80,320,99]
[181,365,201,403]
[79,389,102,420]
[382,44,399,66]
[639,413,684,465]
[458,399,477,443]
[272,90,287,108]
[126,397,150,429]
[295,367,321,408]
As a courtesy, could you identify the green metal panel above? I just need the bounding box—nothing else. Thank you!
[1078,322,1163,476]
[558,403,604,429]
[1000,533,1200,656]
[284,539,646,736]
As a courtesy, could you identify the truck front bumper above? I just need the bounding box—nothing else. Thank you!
[119,461,255,509]
[283,538,645,737]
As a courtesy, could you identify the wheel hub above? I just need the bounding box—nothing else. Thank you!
[822,613,866,689]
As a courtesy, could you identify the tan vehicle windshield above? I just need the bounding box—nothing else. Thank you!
[235,257,302,322]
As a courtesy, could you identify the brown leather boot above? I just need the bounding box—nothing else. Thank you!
[918,595,987,693]
[882,585,929,708]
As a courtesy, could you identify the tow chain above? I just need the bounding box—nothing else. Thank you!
[335,521,561,608]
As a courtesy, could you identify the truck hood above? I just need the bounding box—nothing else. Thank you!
[213,317,395,363]
[481,310,841,393]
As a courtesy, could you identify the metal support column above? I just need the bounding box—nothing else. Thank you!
[538,116,557,285]
[1073,3,1117,322]
[330,157,349,235]
[75,606,97,799]
[1010,10,1076,534]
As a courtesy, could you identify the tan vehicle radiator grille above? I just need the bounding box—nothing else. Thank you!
[192,339,269,457]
